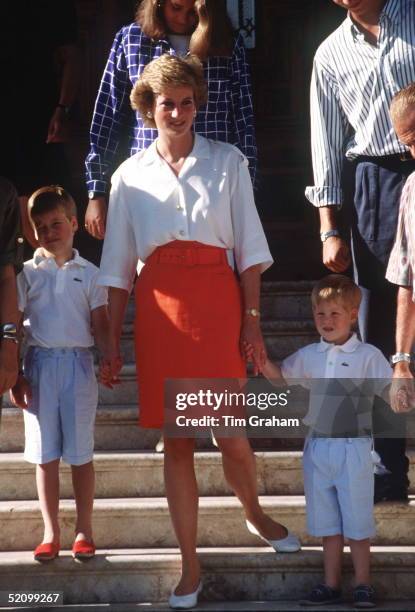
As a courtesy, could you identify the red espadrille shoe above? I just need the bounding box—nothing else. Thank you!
[34,542,60,562]
[72,539,96,560]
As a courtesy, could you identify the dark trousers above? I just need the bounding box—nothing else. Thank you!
[344,156,415,487]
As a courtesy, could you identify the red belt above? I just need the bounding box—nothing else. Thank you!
[148,242,228,266]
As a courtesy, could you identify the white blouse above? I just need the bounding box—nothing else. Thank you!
[98,134,273,292]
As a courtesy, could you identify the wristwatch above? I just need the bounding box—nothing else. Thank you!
[88,191,105,200]
[390,352,412,366]
[245,308,261,318]
[320,229,340,242]
[0,323,18,344]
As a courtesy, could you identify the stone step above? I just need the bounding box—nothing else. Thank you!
[0,547,414,605]
[2,450,415,501]
[260,281,314,322]
[2,401,415,452]
[0,451,299,500]
[0,406,223,452]
[0,495,414,551]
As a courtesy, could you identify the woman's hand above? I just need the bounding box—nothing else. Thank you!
[10,374,32,409]
[85,197,107,240]
[240,317,267,375]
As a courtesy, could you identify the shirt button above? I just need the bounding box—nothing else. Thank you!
[176,205,182,210]
[17,237,24,244]
[179,230,185,236]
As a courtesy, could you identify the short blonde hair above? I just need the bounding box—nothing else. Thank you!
[311,274,362,310]
[28,186,77,227]
[390,82,415,126]
[130,54,207,128]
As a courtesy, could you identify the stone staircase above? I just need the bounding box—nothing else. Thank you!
[1,282,415,610]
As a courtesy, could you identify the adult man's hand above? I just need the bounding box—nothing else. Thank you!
[390,361,415,413]
[85,197,107,240]
[322,236,351,273]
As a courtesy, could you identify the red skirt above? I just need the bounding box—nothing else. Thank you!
[134,241,246,428]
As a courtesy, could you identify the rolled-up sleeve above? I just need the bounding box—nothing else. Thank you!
[98,172,139,292]
[305,56,349,208]
[386,177,414,289]
[230,151,273,274]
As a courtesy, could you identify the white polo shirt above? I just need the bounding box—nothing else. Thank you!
[17,249,108,348]
[281,334,393,435]
[98,134,273,292]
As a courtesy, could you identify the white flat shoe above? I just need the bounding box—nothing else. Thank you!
[246,519,301,553]
[168,581,203,609]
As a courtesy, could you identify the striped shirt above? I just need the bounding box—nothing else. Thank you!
[306,0,415,208]
[85,23,257,194]
[386,171,415,293]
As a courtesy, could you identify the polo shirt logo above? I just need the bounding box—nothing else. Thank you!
[73,278,82,282]
[341,362,349,367]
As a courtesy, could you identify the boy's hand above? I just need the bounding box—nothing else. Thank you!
[99,355,123,389]
[9,374,32,409]
[242,340,255,362]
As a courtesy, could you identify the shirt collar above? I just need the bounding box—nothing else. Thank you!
[317,332,360,353]
[32,248,87,269]
[140,133,210,167]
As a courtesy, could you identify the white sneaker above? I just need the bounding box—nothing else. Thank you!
[246,519,301,552]
[168,581,203,609]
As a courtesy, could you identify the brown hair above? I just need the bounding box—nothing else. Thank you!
[28,186,77,226]
[136,0,234,59]
[311,274,362,310]
[390,82,415,126]
[130,53,207,127]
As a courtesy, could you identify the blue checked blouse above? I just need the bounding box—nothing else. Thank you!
[85,23,257,194]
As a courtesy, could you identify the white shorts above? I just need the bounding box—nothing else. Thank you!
[23,347,98,465]
[303,437,375,541]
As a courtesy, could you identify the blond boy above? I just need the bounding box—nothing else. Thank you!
[247,275,391,607]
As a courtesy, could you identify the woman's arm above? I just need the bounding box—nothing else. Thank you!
[85,28,133,239]
[240,264,266,374]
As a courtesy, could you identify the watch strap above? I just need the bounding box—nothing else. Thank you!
[320,229,340,242]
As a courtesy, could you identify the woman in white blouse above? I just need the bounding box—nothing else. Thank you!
[99,54,300,609]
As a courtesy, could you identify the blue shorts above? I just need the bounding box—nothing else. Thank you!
[303,437,375,540]
[23,347,98,465]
